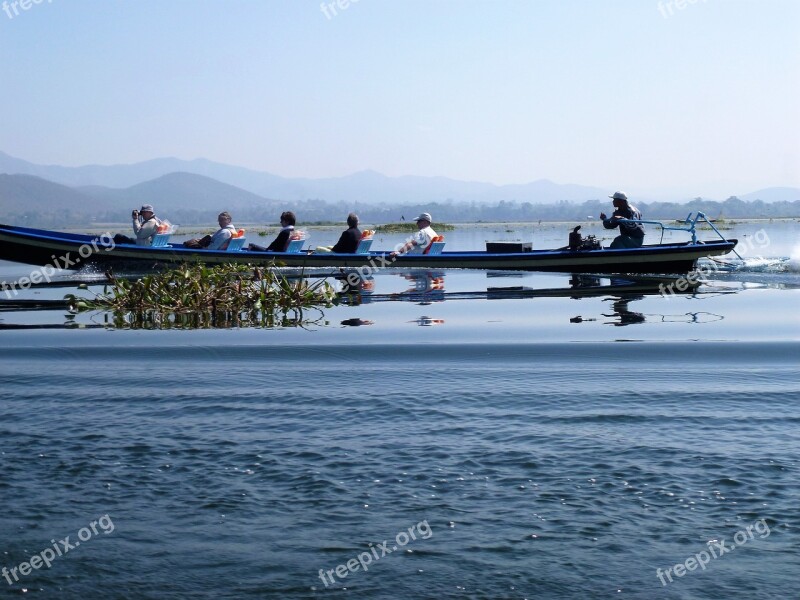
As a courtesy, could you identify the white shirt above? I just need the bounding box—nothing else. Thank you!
[208,224,236,250]
[406,225,437,254]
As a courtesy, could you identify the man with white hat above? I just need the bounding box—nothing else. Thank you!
[391,212,438,256]
[113,204,162,246]
[600,192,645,249]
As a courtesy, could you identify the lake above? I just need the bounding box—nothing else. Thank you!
[1,220,798,599]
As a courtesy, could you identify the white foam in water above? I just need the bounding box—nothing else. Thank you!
[74,263,110,281]
[787,245,800,273]
[742,256,784,271]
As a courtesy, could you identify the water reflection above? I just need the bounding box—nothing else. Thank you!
[410,316,445,326]
[396,271,446,304]
[340,318,374,327]
[603,296,647,326]
[0,268,739,330]
[336,272,375,304]
[337,270,446,305]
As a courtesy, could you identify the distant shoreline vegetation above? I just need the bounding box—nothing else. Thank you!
[5,197,800,228]
[376,222,455,233]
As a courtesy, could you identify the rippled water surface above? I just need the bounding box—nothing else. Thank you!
[1,221,798,599]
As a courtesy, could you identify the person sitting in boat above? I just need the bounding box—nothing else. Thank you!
[314,213,362,254]
[600,192,645,249]
[182,212,237,249]
[249,211,296,252]
[113,204,161,246]
[390,212,437,257]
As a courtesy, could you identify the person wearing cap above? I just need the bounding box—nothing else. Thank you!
[113,204,161,246]
[600,192,645,249]
[390,212,437,257]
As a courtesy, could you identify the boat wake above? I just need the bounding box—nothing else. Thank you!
[704,255,798,274]
[699,252,800,289]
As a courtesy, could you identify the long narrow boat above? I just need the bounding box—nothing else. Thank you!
[0,216,737,274]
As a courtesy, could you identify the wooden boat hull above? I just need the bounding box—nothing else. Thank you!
[0,224,737,274]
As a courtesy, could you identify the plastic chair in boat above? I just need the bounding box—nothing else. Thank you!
[355,238,374,254]
[226,237,247,251]
[285,238,305,253]
[150,233,172,248]
[424,236,445,255]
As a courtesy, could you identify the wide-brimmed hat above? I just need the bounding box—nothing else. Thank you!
[609,192,628,202]
[414,212,432,223]
[139,204,155,213]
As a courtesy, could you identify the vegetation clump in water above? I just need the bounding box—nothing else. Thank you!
[66,262,336,329]
[375,222,455,233]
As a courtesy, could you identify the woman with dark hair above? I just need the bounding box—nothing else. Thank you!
[250,211,296,252]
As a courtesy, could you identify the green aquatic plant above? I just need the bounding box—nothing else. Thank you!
[65,262,337,329]
[375,222,455,233]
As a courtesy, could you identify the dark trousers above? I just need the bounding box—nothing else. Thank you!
[610,235,644,249]
[113,233,136,245]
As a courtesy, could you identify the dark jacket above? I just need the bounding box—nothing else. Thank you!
[266,228,292,252]
[331,227,362,253]
[603,205,645,239]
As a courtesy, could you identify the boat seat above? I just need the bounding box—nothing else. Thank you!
[226,237,247,252]
[285,238,305,253]
[425,239,446,255]
[355,238,374,254]
[150,233,171,248]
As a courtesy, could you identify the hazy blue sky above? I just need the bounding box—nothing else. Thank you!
[1,0,798,198]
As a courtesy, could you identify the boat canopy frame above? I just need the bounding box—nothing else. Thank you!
[617,212,743,260]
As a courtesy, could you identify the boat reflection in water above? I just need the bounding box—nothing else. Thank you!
[337,270,446,305]
[338,270,708,304]
[410,316,445,326]
[395,271,446,304]
[336,272,375,304]
[0,268,727,330]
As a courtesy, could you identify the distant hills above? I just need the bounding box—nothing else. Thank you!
[739,187,800,203]
[77,172,280,213]
[0,150,615,205]
[1,150,799,226]
[0,172,283,228]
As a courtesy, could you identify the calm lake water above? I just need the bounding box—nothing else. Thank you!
[1,220,798,599]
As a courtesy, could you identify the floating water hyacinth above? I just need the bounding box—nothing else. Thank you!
[374,222,455,233]
[65,262,337,329]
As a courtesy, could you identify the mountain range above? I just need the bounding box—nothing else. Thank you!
[0,150,619,205]
[1,150,798,226]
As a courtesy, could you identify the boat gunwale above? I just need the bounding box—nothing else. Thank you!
[0,223,738,274]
